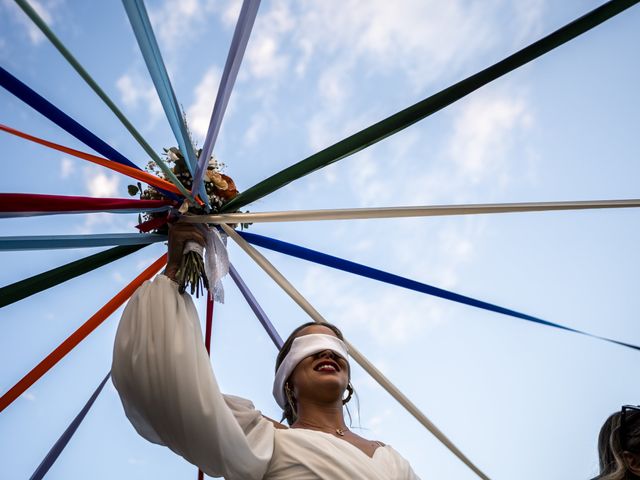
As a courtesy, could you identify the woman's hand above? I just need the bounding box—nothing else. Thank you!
[164,223,207,281]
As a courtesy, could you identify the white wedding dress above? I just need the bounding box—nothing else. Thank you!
[112,275,421,480]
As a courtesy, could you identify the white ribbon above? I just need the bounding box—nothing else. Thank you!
[182,198,640,224]
[221,223,491,480]
[183,228,229,302]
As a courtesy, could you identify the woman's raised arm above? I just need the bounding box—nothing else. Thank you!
[111,225,274,479]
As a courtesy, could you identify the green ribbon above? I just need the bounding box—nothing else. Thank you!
[0,244,146,308]
[223,0,639,212]
[13,0,193,202]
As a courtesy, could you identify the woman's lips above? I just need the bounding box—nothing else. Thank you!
[314,360,340,372]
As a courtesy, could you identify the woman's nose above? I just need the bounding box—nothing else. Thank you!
[317,349,336,359]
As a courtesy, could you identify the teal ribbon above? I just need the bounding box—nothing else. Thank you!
[0,233,166,251]
[121,0,209,206]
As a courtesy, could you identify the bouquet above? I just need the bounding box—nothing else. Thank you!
[129,147,242,297]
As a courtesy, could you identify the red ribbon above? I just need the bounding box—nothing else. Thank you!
[136,215,169,232]
[0,193,174,213]
[0,123,183,196]
[204,294,214,354]
[198,294,215,479]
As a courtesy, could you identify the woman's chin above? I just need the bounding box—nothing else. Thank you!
[305,378,347,399]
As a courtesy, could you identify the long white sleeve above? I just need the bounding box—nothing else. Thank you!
[112,275,274,479]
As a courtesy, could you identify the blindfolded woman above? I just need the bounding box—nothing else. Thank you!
[112,223,420,479]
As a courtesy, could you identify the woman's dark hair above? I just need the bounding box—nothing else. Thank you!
[594,408,640,480]
[275,321,347,425]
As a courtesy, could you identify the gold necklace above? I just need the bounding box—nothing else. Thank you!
[296,421,349,436]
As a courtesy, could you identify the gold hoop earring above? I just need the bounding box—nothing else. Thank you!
[285,382,297,411]
[342,383,353,405]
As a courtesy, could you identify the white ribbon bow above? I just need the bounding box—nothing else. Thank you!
[182,227,229,302]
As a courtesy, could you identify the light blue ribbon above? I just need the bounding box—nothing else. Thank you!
[0,233,166,251]
[0,206,170,219]
[121,0,209,206]
[191,0,261,197]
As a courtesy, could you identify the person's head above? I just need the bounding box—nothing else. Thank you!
[595,406,640,479]
[274,321,352,425]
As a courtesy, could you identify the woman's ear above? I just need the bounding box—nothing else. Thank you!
[623,451,640,475]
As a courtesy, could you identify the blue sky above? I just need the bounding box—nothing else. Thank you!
[0,0,639,479]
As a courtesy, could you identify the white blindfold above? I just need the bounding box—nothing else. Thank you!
[273,333,349,409]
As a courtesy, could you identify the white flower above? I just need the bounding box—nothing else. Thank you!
[168,148,181,162]
[178,199,190,214]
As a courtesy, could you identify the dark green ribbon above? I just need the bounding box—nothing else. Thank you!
[223,0,639,212]
[0,244,146,308]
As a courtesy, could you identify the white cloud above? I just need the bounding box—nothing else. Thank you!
[147,0,221,51]
[308,86,535,210]
[244,113,268,145]
[84,167,120,198]
[318,65,348,104]
[221,0,242,28]
[26,1,53,42]
[447,92,533,185]
[245,0,292,80]
[306,114,333,153]
[59,157,74,179]
[23,392,36,401]
[246,34,289,79]
[3,0,57,45]
[186,67,221,140]
[319,0,494,86]
[149,0,202,47]
[116,73,163,121]
[511,0,546,45]
[75,211,133,235]
[301,264,445,346]
[76,213,111,234]
[307,109,373,160]
[226,0,544,162]
[265,0,543,92]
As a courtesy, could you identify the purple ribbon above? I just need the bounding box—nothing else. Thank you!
[30,373,110,480]
[229,263,283,348]
[191,0,261,196]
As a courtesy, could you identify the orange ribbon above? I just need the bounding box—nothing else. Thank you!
[0,123,181,196]
[0,254,167,413]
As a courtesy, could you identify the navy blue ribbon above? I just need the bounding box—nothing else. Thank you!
[238,230,639,352]
[0,66,179,200]
[0,66,138,169]
[30,372,110,480]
